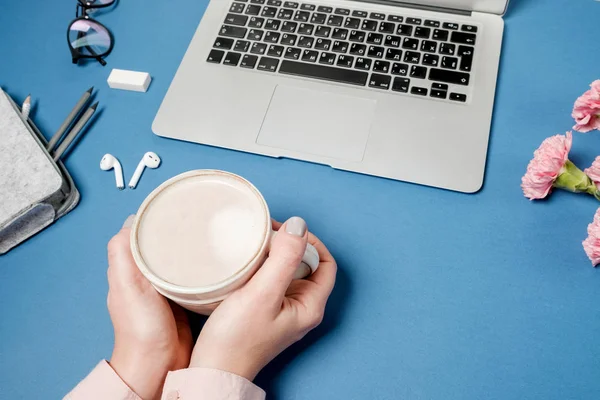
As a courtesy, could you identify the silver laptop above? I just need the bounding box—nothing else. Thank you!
[153,0,506,193]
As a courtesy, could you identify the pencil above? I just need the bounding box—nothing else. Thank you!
[47,86,93,151]
[52,102,98,161]
[21,95,31,120]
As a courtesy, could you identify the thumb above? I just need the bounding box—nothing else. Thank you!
[106,215,139,286]
[245,217,308,303]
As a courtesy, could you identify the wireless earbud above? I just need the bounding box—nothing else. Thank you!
[128,151,161,189]
[100,154,124,190]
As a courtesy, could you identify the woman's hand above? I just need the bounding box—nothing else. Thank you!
[107,216,193,400]
[189,216,337,381]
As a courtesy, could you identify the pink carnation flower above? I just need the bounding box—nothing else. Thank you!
[521,131,572,200]
[572,80,600,133]
[584,156,600,189]
[583,208,600,266]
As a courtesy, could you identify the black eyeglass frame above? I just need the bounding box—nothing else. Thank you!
[67,0,116,66]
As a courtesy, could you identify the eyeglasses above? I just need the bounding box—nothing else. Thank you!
[67,0,116,66]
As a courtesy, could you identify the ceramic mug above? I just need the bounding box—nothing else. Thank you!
[130,170,319,315]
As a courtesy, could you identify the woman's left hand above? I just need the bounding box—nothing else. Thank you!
[106,215,193,400]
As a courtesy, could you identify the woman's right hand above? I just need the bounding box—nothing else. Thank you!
[189,216,337,381]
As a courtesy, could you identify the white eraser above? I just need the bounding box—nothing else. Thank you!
[107,69,151,92]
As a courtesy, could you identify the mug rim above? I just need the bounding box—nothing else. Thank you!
[130,169,271,296]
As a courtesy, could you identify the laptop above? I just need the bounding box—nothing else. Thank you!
[153,0,506,193]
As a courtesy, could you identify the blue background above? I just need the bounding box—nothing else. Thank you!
[2,0,600,399]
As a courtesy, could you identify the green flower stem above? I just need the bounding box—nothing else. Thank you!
[554,160,600,201]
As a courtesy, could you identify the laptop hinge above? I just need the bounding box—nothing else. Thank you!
[349,0,472,16]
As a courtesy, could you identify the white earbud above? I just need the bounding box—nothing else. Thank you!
[128,151,161,189]
[100,154,124,190]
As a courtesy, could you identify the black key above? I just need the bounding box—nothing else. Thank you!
[337,54,354,67]
[207,49,225,63]
[369,73,391,89]
[414,27,430,38]
[430,89,447,99]
[317,6,333,13]
[277,8,294,19]
[421,40,437,53]
[250,42,267,54]
[319,52,336,65]
[283,1,298,8]
[298,36,314,48]
[247,29,264,40]
[457,45,474,57]
[449,92,467,102]
[245,4,262,15]
[261,6,278,17]
[432,83,448,90]
[397,24,413,36]
[267,44,284,57]
[213,37,234,49]
[257,56,279,71]
[223,51,242,66]
[392,77,410,92]
[332,40,349,53]
[406,17,421,25]
[352,10,368,18]
[385,48,402,61]
[315,38,332,50]
[439,43,456,55]
[370,13,385,20]
[411,86,427,95]
[301,49,319,62]
[248,16,265,28]
[461,24,477,32]
[234,39,251,52]
[335,8,350,16]
[451,31,476,45]
[298,23,314,34]
[294,10,310,22]
[281,21,298,32]
[280,33,298,45]
[362,20,378,31]
[384,35,401,48]
[422,53,439,66]
[250,0,265,4]
[332,28,349,39]
[315,25,331,37]
[300,3,315,11]
[327,15,344,27]
[388,15,403,22]
[367,45,384,58]
[230,2,245,13]
[379,22,396,34]
[402,37,419,50]
[391,62,408,75]
[345,17,361,29]
[441,56,458,69]
[410,65,427,79]
[366,32,383,45]
[265,19,281,30]
[349,43,367,56]
[404,50,420,64]
[354,57,372,70]
[311,13,327,24]
[349,30,365,42]
[264,31,281,43]
[267,0,282,5]
[443,22,459,30]
[458,45,474,72]
[424,20,440,27]
[240,54,259,68]
[225,13,249,26]
[279,59,368,85]
[220,25,248,38]
[432,29,448,41]
[429,68,470,85]
[373,60,390,73]
[284,46,302,59]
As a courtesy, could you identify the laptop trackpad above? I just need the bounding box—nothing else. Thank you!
[257,85,376,162]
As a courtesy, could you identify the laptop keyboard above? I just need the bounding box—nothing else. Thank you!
[207,0,478,102]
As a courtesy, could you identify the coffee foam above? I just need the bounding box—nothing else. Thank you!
[136,172,268,287]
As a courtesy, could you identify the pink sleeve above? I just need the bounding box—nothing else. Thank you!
[63,360,142,400]
[161,368,266,400]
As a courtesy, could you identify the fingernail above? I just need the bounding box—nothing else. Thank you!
[285,216,307,237]
[123,214,135,228]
